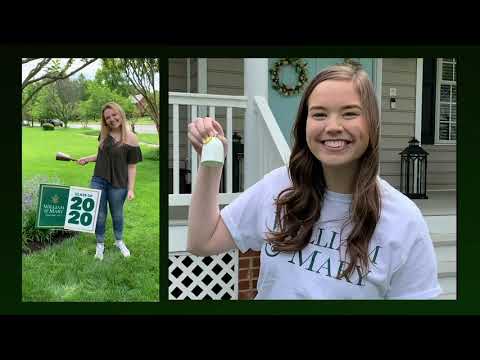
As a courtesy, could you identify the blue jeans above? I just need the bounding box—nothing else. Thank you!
[90,176,128,244]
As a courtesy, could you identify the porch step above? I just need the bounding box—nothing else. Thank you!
[437,293,456,300]
[432,233,456,247]
[432,234,456,280]
[438,260,456,278]
[435,241,456,260]
[438,277,457,299]
[413,191,456,217]
[435,240,456,299]
[424,215,456,236]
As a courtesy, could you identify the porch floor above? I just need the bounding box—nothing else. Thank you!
[413,190,456,216]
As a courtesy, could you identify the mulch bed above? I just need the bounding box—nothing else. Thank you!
[23,231,78,254]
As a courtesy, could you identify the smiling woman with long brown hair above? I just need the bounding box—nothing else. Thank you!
[187,63,441,299]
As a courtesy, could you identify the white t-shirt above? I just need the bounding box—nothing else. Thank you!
[221,166,442,300]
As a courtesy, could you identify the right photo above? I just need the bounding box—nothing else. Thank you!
[168,58,456,300]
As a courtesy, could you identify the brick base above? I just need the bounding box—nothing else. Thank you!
[238,250,260,300]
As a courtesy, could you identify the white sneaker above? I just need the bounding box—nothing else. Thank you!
[115,240,130,257]
[94,243,104,260]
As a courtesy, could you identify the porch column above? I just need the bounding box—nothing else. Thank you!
[244,58,268,188]
[415,58,423,143]
[375,58,383,175]
[414,58,424,193]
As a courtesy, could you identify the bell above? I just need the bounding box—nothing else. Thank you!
[200,136,224,167]
[56,152,76,161]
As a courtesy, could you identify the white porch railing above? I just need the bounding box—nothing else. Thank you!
[169,92,248,206]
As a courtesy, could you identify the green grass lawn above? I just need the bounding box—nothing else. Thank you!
[130,117,154,125]
[137,134,159,145]
[22,127,159,302]
[72,128,158,146]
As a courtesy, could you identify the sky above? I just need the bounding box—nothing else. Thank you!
[22,58,159,89]
[22,58,102,83]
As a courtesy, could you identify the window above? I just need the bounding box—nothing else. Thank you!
[421,58,457,145]
[435,58,457,144]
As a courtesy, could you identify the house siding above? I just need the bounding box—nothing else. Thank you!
[379,58,456,191]
[168,59,189,169]
[207,58,245,135]
[422,145,456,190]
[379,59,417,189]
[207,58,243,95]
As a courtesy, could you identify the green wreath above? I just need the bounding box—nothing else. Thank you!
[269,58,308,96]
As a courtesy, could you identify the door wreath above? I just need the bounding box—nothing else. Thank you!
[269,58,308,96]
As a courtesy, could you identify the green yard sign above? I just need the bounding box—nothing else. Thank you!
[36,184,102,234]
[36,184,70,228]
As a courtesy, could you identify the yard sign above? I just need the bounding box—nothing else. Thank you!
[36,184,101,234]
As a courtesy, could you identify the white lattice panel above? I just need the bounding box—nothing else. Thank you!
[169,250,239,300]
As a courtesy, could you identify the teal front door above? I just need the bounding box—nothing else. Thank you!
[268,58,375,146]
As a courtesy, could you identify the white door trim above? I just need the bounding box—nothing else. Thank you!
[415,58,424,144]
[375,58,383,118]
[375,58,383,174]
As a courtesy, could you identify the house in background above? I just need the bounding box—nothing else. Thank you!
[130,94,147,116]
[168,58,456,300]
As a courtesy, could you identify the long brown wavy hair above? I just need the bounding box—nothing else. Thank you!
[267,63,381,279]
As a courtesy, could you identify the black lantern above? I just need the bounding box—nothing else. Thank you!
[399,137,429,199]
[232,132,244,192]
[219,132,244,193]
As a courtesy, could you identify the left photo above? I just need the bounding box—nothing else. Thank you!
[22,58,160,302]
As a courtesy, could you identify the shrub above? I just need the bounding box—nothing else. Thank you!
[22,175,62,213]
[42,123,54,131]
[22,176,73,253]
[22,208,53,252]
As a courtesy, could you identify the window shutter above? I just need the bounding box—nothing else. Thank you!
[421,58,436,144]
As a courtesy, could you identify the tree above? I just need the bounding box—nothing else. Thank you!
[22,83,42,126]
[94,62,133,97]
[78,81,134,126]
[52,78,83,126]
[76,73,89,101]
[30,85,53,121]
[22,58,98,107]
[30,78,83,127]
[102,58,159,134]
